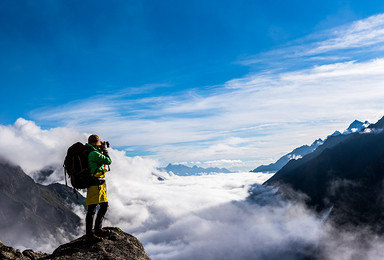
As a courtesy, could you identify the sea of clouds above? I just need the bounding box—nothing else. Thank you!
[2,119,384,259]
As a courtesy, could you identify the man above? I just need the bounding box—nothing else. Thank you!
[85,134,112,241]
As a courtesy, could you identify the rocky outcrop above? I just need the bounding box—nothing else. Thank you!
[0,227,150,260]
[0,241,48,259]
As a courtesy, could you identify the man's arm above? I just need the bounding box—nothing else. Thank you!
[90,151,112,165]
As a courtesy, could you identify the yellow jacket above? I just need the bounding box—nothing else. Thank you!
[86,144,112,206]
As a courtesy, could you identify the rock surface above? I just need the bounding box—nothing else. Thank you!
[0,227,150,260]
[0,241,48,259]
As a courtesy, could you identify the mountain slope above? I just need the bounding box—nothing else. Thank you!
[252,120,369,173]
[251,139,323,173]
[343,119,370,134]
[0,159,85,247]
[264,116,384,230]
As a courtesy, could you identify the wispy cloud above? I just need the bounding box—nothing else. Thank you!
[241,13,384,67]
[309,13,384,55]
[32,13,384,170]
[0,118,85,174]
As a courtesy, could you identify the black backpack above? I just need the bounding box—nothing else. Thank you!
[63,142,103,190]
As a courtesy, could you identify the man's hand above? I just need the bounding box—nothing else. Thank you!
[100,142,109,157]
[101,141,109,151]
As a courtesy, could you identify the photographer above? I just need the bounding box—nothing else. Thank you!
[85,134,112,242]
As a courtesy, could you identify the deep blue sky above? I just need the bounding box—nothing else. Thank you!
[2,1,384,169]
[1,0,384,124]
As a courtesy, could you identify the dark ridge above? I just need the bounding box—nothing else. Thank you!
[264,116,384,231]
[0,160,85,247]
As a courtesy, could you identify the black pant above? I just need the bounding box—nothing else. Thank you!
[86,202,108,236]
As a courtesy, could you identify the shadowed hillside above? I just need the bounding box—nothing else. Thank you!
[264,116,384,231]
[0,159,85,247]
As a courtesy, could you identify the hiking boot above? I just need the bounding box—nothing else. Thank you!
[85,234,103,243]
[95,228,111,237]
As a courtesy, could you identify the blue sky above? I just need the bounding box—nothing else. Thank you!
[2,1,384,170]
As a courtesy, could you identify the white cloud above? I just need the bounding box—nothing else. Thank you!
[141,198,324,260]
[3,121,384,259]
[29,58,384,171]
[3,11,384,259]
[288,154,302,160]
[309,13,384,55]
[0,118,86,174]
[29,13,384,171]
[242,13,384,66]
[32,56,384,170]
[205,159,242,165]
[0,119,271,254]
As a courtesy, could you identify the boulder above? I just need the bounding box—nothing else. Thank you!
[0,227,150,260]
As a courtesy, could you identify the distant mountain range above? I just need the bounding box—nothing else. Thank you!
[162,163,232,176]
[264,116,384,231]
[0,159,85,247]
[251,138,324,173]
[251,119,369,173]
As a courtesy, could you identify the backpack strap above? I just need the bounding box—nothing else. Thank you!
[63,165,68,186]
[73,188,79,200]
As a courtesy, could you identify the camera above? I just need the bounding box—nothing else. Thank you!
[102,141,110,148]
